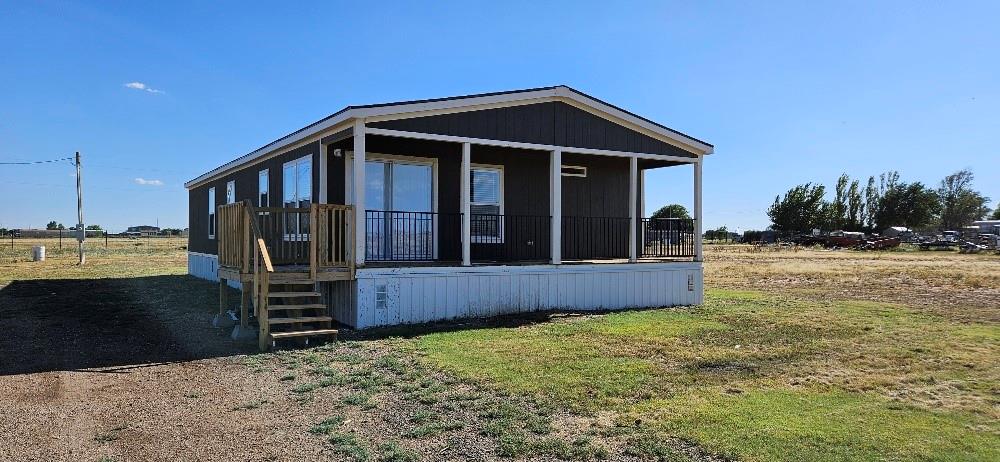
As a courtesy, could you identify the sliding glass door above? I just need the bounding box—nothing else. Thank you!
[365,159,434,260]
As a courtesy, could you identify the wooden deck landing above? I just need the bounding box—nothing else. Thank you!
[218,265,354,283]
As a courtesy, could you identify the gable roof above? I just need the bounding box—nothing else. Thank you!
[185,85,712,189]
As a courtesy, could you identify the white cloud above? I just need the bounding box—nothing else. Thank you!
[134,177,164,186]
[124,81,164,94]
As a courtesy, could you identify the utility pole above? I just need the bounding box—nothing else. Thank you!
[75,152,85,265]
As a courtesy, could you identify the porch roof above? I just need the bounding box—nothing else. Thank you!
[185,85,713,189]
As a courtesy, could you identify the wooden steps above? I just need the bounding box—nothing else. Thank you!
[260,279,337,349]
[269,316,333,325]
[267,303,326,311]
[270,328,340,340]
[268,291,322,298]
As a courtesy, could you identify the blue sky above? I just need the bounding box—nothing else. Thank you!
[1,1,997,232]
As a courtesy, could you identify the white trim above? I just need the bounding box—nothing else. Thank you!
[184,86,711,190]
[357,261,702,277]
[353,121,367,266]
[550,149,562,265]
[207,186,216,239]
[365,127,698,163]
[694,159,704,262]
[628,156,638,263]
[460,143,471,266]
[561,165,587,177]
[469,163,504,244]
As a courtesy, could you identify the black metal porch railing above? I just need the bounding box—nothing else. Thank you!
[365,210,462,262]
[640,218,695,257]
[561,216,631,260]
[471,214,550,263]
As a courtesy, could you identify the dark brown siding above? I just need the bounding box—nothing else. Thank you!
[368,101,696,158]
[188,141,323,255]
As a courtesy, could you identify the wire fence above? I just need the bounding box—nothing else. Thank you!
[0,232,188,263]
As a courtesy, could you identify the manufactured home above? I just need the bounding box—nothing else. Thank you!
[184,86,713,350]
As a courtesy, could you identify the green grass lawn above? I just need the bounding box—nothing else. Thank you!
[416,289,1000,461]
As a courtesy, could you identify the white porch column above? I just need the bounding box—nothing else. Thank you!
[353,120,366,266]
[628,156,638,263]
[460,142,472,266]
[694,158,703,261]
[550,149,562,265]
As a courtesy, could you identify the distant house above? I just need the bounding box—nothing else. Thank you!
[184,85,713,348]
[126,225,160,237]
[972,220,1000,235]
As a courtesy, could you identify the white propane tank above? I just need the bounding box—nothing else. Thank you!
[32,245,46,262]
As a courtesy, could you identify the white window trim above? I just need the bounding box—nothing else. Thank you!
[226,180,236,204]
[258,168,269,207]
[470,163,504,244]
[561,165,587,177]
[282,155,313,241]
[207,187,216,239]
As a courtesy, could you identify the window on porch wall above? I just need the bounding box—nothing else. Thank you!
[364,159,434,261]
[470,166,503,243]
[282,155,311,240]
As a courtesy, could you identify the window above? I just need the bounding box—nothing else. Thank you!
[207,187,216,239]
[470,165,503,242]
[283,155,312,239]
[226,180,235,204]
[363,155,436,261]
[258,169,269,207]
[561,165,587,177]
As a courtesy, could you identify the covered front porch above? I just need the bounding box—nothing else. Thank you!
[320,124,703,268]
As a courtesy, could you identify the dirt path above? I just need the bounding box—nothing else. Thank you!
[0,275,331,461]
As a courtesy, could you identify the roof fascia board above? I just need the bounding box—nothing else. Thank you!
[357,88,560,119]
[362,96,555,123]
[184,116,355,189]
[184,117,353,189]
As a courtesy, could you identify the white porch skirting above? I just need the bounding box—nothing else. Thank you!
[188,252,241,289]
[339,262,703,329]
[189,252,703,329]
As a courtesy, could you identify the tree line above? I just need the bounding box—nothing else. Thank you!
[768,169,996,233]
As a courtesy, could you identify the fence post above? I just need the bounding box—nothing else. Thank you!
[59,228,63,249]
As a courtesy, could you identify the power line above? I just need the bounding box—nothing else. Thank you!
[0,156,75,165]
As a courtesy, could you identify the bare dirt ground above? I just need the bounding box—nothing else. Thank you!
[1,243,996,461]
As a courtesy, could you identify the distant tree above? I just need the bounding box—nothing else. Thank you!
[704,226,730,241]
[863,176,879,230]
[86,224,102,230]
[650,204,691,219]
[830,173,850,229]
[871,182,940,230]
[846,179,864,231]
[938,170,991,230]
[991,205,1000,220]
[650,204,691,220]
[57,223,65,230]
[46,221,59,230]
[768,183,827,232]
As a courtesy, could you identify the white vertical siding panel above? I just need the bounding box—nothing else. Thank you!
[348,263,702,328]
